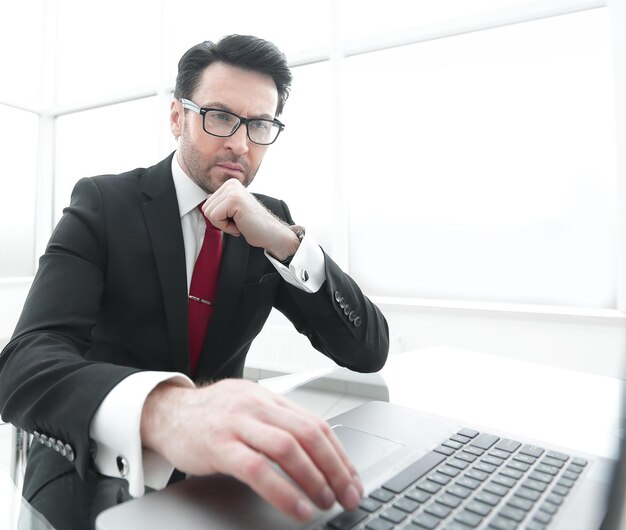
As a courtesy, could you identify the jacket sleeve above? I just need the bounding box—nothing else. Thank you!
[0,177,140,480]
[272,200,389,373]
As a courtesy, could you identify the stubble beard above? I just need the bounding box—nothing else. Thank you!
[178,136,256,194]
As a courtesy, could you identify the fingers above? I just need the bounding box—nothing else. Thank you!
[320,417,362,486]
[200,180,287,251]
[237,418,338,511]
[257,398,364,509]
[214,383,363,519]
[269,393,360,473]
[201,186,242,236]
[221,440,316,522]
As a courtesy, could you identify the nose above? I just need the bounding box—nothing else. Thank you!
[223,124,250,156]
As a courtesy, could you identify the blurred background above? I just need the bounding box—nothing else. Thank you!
[1,0,625,379]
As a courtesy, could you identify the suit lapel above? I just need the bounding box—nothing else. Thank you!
[141,154,190,374]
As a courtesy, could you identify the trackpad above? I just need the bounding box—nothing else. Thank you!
[332,425,404,473]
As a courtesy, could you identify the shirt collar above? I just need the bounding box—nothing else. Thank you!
[171,152,208,218]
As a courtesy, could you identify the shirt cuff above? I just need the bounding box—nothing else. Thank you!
[265,229,326,293]
[89,371,194,497]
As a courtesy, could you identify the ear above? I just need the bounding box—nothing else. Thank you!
[170,99,183,138]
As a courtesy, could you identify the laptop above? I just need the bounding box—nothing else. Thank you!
[96,394,624,530]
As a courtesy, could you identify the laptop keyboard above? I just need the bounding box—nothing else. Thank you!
[317,428,587,530]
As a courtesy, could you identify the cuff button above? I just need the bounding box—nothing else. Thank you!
[117,456,129,478]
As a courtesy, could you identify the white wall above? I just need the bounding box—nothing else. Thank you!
[378,302,626,379]
[243,302,626,380]
[2,0,626,383]
[0,281,30,345]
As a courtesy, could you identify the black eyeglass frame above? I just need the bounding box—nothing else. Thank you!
[180,98,285,145]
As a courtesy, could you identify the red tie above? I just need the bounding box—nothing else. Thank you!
[188,206,222,375]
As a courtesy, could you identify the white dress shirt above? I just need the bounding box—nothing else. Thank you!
[89,154,326,497]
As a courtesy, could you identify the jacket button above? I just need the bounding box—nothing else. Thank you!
[348,311,357,322]
[46,437,55,448]
[117,456,129,478]
[354,316,362,327]
[334,290,342,302]
[343,304,351,315]
[39,434,48,445]
[65,444,75,462]
[56,440,66,456]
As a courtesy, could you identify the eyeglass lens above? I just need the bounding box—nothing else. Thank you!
[204,110,280,145]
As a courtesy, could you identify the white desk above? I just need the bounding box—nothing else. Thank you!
[287,346,623,459]
[380,347,623,458]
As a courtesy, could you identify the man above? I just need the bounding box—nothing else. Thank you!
[0,35,389,525]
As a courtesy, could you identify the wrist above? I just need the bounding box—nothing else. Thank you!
[140,382,188,452]
[272,225,305,263]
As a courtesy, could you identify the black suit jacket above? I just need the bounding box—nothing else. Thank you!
[0,153,389,485]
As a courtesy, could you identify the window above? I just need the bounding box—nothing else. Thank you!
[344,9,618,308]
[340,0,548,41]
[0,2,44,108]
[0,105,39,276]
[1,0,623,314]
[55,98,163,220]
[251,62,334,250]
[167,0,331,80]
[55,0,160,106]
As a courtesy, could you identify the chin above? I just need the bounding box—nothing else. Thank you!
[207,172,251,191]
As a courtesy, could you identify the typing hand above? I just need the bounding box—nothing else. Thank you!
[201,179,299,261]
[140,379,364,522]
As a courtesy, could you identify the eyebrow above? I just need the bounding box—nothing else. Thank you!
[201,101,275,121]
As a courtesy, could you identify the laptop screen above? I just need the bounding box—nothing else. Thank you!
[599,387,625,530]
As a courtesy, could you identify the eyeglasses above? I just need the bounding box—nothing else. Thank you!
[180,98,285,145]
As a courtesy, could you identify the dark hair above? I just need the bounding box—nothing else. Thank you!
[174,35,292,116]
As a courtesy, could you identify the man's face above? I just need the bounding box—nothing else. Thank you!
[171,62,279,193]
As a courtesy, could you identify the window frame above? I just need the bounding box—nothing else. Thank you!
[0,0,623,322]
